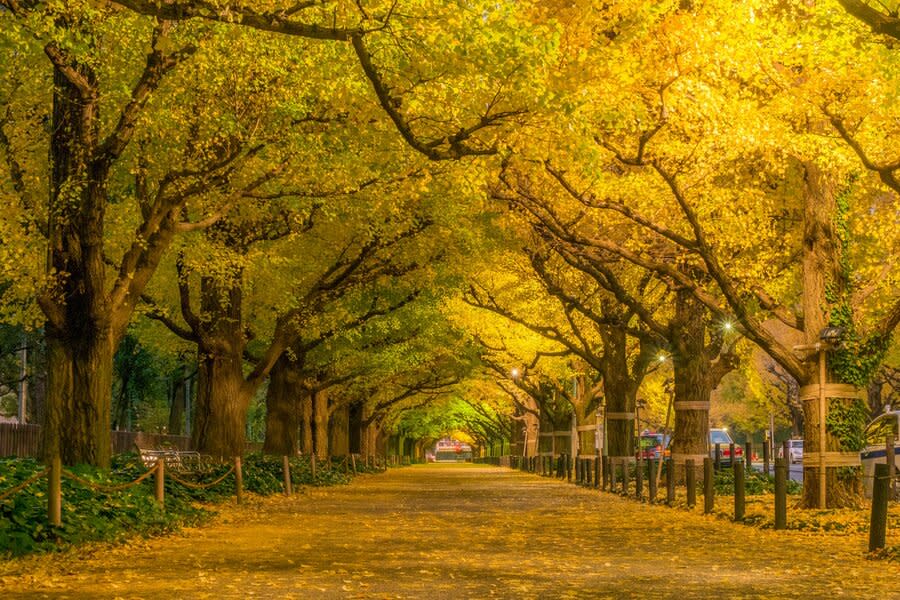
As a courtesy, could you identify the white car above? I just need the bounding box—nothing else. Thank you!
[861,411,900,497]
[778,439,803,464]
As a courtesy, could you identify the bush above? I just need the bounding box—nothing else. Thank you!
[713,467,802,496]
[0,452,370,558]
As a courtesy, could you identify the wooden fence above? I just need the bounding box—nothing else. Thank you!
[0,423,192,458]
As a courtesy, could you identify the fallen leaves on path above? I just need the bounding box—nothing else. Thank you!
[1,465,898,599]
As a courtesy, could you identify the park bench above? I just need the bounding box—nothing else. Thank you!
[135,441,205,471]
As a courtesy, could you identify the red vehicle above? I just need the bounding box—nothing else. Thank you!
[637,432,670,460]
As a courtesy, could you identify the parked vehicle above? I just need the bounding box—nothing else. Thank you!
[637,431,670,460]
[709,428,742,466]
[861,411,900,497]
[777,439,804,464]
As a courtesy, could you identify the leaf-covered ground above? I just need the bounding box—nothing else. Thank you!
[1,463,898,598]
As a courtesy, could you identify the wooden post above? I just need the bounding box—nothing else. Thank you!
[234,457,243,505]
[763,440,770,476]
[703,457,714,514]
[782,440,790,465]
[886,434,895,499]
[48,455,61,527]
[714,443,721,472]
[686,459,696,508]
[666,458,675,506]
[729,443,735,468]
[155,459,165,507]
[774,457,787,530]
[594,457,600,489]
[818,348,827,510]
[635,459,644,500]
[734,459,745,522]
[282,456,293,495]
[351,453,357,475]
[574,456,581,483]
[610,458,617,491]
[648,459,657,504]
[622,459,630,495]
[566,454,573,482]
[869,463,890,552]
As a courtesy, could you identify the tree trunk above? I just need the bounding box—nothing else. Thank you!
[43,329,114,467]
[300,392,314,455]
[329,401,350,457]
[313,389,329,458]
[167,364,187,436]
[192,351,250,459]
[262,355,303,456]
[670,289,712,481]
[799,161,856,508]
[601,326,634,461]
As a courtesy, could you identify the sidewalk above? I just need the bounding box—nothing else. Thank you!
[1,463,897,598]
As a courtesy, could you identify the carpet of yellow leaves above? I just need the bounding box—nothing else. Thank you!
[1,464,898,599]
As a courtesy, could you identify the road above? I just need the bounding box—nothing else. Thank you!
[1,463,895,599]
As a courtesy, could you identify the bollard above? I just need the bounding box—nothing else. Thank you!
[782,440,790,465]
[729,443,735,469]
[648,459,657,503]
[714,443,721,472]
[666,458,675,506]
[575,457,581,483]
[594,456,601,489]
[734,458,745,521]
[602,456,609,490]
[774,457,787,530]
[686,459,696,508]
[703,457,714,514]
[610,458,617,491]
[886,435,896,499]
[235,456,244,504]
[351,453,357,475]
[763,440,770,476]
[635,459,644,500]
[745,441,752,471]
[869,463,890,552]
[585,459,592,487]
[283,456,293,495]
[48,455,62,526]
[155,458,165,507]
[567,454,573,482]
[622,460,630,495]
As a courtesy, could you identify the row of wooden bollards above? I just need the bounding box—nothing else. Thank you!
[43,453,387,527]
[514,453,792,528]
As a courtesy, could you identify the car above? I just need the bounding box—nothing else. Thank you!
[861,411,900,497]
[777,439,803,464]
[636,431,670,461]
[709,428,743,466]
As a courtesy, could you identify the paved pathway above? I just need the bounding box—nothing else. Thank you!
[1,463,897,598]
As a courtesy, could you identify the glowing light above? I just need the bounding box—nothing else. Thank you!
[657,354,667,363]
[723,321,734,332]
[511,368,520,378]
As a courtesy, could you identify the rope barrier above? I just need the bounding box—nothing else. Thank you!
[0,468,49,502]
[61,465,158,493]
[167,465,236,490]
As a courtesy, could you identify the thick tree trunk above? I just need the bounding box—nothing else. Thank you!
[601,327,634,461]
[799,161,856,508]
[262,355,303,456]
[192,351,250,459]
[671,290,711,480]
[313,389,329,458]
[167,365,187,436]
[44,329,114,467]
[300,392,314,455]
[329,401,350,457]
